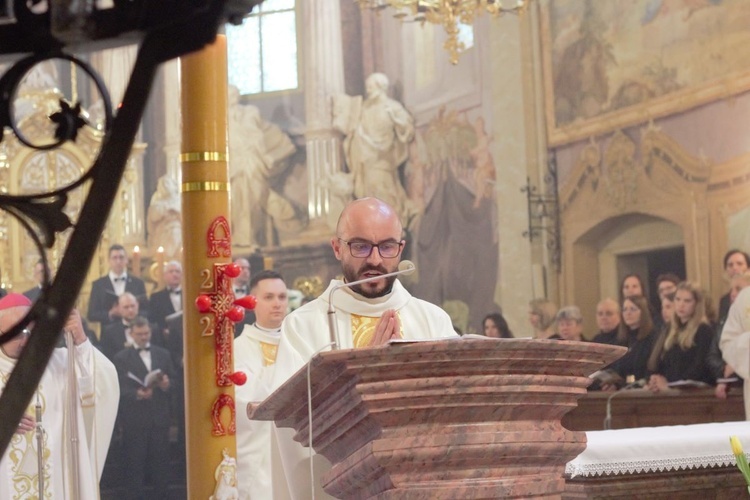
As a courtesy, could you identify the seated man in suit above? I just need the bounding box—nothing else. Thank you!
[100,292,160,360]
[148,260,183,342]
[87,244,148,329]
[113,316,174,500]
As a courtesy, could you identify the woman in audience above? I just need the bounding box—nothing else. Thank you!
[620,273,647,302]
[555,306,585,341]
[528,298,558,339]
[482,312,513,339]
[610,295,657,383]
[647,281,715,392]
[718,249,750,322]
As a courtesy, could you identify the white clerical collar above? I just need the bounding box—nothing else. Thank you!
[254,323,281,334]
[323,279,411,316]
[242,323,281,345]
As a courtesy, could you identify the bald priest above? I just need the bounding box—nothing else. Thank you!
[268,198,457,499]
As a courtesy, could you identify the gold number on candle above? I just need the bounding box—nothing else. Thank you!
[200,316,214,337]
[200,268,213,289]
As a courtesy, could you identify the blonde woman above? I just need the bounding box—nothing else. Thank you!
[528,299,558,339]
[647,282,715,392]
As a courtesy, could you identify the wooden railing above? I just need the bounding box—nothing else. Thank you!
[563,387,745,431]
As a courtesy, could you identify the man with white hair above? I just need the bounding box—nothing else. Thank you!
[0,293,119,498]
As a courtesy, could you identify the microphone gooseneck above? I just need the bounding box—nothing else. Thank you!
[326,260,416,350]
[603,378,646,430]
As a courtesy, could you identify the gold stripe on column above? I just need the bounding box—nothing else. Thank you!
[181,181,230,193]
[180,151,228,162]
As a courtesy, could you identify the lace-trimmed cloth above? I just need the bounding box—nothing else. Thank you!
[565,421,750,478]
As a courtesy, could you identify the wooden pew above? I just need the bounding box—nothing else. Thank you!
[563,387,744,431]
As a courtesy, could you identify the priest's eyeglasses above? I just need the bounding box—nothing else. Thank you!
[338,238,404,258]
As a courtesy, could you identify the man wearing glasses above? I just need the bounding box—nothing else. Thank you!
[268,197,455,499]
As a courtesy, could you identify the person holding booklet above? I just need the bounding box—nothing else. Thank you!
[646,282,715,392]
[113,316,174,500]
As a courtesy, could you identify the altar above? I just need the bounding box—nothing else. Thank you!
[564,421,750,499]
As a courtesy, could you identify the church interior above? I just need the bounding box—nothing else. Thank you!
[3,0,750,340]
[2,0,750,497]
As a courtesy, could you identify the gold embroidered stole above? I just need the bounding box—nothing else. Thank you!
[260,342,278,366]
[351,312,403,348]
[0,367,51,499]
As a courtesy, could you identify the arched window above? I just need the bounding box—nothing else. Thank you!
[226,0,299,95]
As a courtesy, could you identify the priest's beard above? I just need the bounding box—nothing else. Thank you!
[342,262,397,299]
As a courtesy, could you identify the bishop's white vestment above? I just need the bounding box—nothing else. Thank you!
[720,286,750,420]
[270,279,457,499]
[0,340,119,499]
[234,323,290,500]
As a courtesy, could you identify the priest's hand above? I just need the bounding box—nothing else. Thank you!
[370,309,401,346]
[64,309,87,346]
[15,413,34,434]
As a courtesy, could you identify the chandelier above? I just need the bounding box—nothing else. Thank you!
[356,0,529,64]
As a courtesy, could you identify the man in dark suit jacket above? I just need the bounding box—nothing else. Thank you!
[88,244,148,329]
[148,260,182,342]
[113,316,174,500]
[165,312,185,455]
[100,292,139,361]
[22,259,44,302]
[100,293,161,360]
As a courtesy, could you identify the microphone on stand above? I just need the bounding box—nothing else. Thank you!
[326,260,416,350]
[603,376,647,430]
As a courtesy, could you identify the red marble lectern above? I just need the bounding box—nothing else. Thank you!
[251,338,625,499]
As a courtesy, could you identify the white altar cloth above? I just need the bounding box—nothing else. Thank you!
[565,421,750,478]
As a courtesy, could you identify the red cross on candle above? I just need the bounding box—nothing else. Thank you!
[195,261,257,386]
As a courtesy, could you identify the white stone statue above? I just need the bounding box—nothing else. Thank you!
[147,174,182,259]
[334,73,416,224]
[318,171,353,230]
[228,85,303,248]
